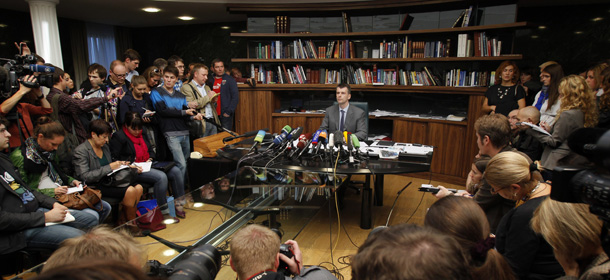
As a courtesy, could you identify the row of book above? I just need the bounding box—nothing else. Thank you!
[250,64,497,87]
[274,16,290,33]
[456,32,502,57]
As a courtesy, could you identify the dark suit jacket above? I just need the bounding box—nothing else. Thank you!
[0,153,56,254]
[319,103,367,140]
[109,130,155,162]
[206,73,239,115]
[73,140,113,184]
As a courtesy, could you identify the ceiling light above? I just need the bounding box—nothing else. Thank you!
[0,42,6,46]
[179,16,194,21]
[241,30,248,33]
[230,41,236,43]
[193,202,204,208]
[0,24,7,28]
[531,35,539,39]
[592,17,603,22]
[221,26,230,29]
[538,26,546,30]
[574,31,583,35]
[142,7,161,13]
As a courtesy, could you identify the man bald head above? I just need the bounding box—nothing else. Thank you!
[517,106,541,126]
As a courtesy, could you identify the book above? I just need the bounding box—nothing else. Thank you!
[399,14,414,31]
[452,10,466,28]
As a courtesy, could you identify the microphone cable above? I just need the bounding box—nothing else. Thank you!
[385,182,412,227]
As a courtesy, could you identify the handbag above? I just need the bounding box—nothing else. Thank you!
[136,206,166,232]
[55,188,103,211]
[152,161,176,173]
[99,168,137,188]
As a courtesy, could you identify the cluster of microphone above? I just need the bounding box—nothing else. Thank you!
[246,125,367,164]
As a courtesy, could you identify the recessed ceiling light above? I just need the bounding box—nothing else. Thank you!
[230,41,236,43]
[0,42,6,46]
[592,17,604,22]
[221,26,230,29]
[179,16,194,21]
[142,7,161,13]
[531,35,539,39]
[0,24,7,28]
[538,26,546,30]
[240,30,248,33]
[574,31,583,34]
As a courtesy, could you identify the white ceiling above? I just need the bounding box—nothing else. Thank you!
[1,0,371,28]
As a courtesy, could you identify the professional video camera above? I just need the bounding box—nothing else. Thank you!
[146,244,222,280]
[1,52,54,96]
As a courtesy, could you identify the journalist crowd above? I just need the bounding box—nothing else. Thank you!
[1,40,610,280]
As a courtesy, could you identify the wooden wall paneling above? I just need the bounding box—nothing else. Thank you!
[427,123,446,174]
[463,94,486,177]
[273,116,307,133]
[235,90,274,133]
[306,117,324,133]
[393,119,427,144]
[441,125,467,176]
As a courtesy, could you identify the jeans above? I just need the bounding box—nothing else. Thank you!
[137,166,185,207]
[165,135,190,181]
[204,122,217,137]
[23,207,95,250]
[220,114,234,131]
[81,200,112,223]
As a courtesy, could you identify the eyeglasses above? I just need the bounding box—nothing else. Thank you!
[490,185,509,195]
[114,73,127,78]
[153,68,160,74]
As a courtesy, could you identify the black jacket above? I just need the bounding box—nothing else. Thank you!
[0,153,56,254]
[109,129,156,162]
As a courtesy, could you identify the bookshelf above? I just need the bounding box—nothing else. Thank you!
[228,1,526,185]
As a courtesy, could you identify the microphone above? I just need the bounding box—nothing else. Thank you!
[27,64,55,73]
[223,129,267,143]
[268,125,292,149]
[347,132,354,163]
[289,133,308,157]
[310,130,322,153]
[351,134,361,157]
[295,133,313,159]
[343,131,349,147]
[334,131,345,147]
[328,133,335,151]
[315,130,327,154]
[248,130,266,153]
[287,127,303,141]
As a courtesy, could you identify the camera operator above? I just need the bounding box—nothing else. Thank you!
[0,74,52,148]
[229,224,337,280]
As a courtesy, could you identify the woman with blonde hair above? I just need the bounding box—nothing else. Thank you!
[531,199,609,279]
[586,63,608,97]
[484,151,563,279]
[425,196,516,280]
[526,75,598,179]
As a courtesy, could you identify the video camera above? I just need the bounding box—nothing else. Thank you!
[1,52,55,96]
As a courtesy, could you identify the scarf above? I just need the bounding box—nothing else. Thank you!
[534,86,549,110]
[123,126,149,162]
[24,137,62,185]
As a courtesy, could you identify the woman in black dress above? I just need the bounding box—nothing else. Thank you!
[482,61,526,116]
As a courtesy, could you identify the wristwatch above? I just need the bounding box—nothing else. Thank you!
[37,95,44,100]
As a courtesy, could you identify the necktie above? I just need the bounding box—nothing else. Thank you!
[340,109,345,132]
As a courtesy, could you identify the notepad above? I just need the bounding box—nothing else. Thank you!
[133,162,152,173]
[45,212,75,226]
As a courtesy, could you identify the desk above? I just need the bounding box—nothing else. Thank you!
[216,141,432,229]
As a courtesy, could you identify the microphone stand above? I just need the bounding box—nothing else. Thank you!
[204,117,238,137]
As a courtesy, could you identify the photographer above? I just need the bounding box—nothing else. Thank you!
[229,224,337,280]
[0,74,52,148]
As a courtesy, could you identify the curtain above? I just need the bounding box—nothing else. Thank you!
[86,22,116,73]
[70,21,89,87]
[114,26,133,59]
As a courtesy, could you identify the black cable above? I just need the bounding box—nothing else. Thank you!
[340,222,359,249]
[404,173,433,224]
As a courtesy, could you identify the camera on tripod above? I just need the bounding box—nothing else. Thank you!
[1,52,55,96]
[551,128,610,220]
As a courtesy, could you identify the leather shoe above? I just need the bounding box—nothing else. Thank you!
[175,205,186,219]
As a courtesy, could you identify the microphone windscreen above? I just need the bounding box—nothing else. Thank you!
[254,130,266,143]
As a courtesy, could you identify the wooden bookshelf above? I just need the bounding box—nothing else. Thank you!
[232,55,522,63]
[231,22,530,38]
[238,84,487,94]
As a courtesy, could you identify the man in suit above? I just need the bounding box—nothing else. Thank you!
[207,59,239,131]
[0,116,95,255]
[181,64,220,138]
[319,83,367,140]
